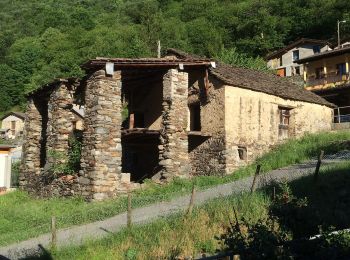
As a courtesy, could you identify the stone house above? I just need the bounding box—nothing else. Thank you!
[20,49,334,200]
[1,112,25,139]
[267,38,331,77]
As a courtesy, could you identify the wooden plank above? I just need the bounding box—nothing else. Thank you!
[250,165,261,193]
[129,113,135,129]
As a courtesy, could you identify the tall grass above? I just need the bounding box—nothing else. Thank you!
[33,162,350,260]
[0,130,349,246]
[48,192,270,260]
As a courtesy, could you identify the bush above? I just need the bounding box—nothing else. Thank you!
[220,181,350,259]
[11,161,20,187]
[46,133,82,178]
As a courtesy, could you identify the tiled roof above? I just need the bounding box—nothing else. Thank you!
[166,49,334,107]
[1,112,26,120]
[82,54,212,70]
[210,63,334,107]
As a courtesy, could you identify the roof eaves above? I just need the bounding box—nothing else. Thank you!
[26,78,79,97]
[266,38,331,60]
[209,64,335,108]
[296,46,350,64]
[1,112,26,121]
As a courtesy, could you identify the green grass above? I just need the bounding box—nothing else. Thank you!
[27,161,350,260]
[35,192,271,260]
[1,130,350,246]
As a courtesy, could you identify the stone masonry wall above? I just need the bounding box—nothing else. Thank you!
[19,97,43,190]
[159,69,190,180]
[189,77,227,176]
[224,85,333,173]
[79,70,123,201]
[46,82,75,165]
[189,136,226,176]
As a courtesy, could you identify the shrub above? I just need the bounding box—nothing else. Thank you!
[46,133,82,178]
[11,161,20,187]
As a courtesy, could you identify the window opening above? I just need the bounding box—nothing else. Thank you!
[190,103,201,131]
[315,67,325,79]
[313,45,321,54]
[278,107,292,139]
[238,146,247,161]
[292,50,299,61]
[336,63,346,76]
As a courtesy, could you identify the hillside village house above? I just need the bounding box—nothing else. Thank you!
[0,112,25,139]
[296,45,350,125]
[267,38,331,77]
[20,49,334,201]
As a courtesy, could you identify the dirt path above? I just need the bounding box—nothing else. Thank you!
[0,159,344,259]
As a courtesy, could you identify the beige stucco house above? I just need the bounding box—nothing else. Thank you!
[20,49,334,200]
[1,112,25,139]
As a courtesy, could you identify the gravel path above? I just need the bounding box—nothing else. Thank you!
[0,159,345,259]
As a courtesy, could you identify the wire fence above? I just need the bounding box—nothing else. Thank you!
[3,151,347,255]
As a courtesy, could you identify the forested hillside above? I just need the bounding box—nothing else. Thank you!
[1,0,350,112]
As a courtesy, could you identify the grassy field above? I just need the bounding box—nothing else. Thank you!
[1,130,350,246]
[27,161,350,260]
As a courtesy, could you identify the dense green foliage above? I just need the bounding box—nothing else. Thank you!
[0,130,349,246]
[1,0,350,112]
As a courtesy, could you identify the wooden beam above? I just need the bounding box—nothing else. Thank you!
[129,113,134,129]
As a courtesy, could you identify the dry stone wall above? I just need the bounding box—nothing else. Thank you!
[19,98,44,190]
[189,78,227,176]
[159,69,190,180]
[189,136,226,176]
[79,70,123,200]
[46,83,75,165]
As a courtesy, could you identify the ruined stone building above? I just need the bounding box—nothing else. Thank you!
[20,49,334,200]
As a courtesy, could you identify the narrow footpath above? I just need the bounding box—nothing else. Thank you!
[0,159,344,259]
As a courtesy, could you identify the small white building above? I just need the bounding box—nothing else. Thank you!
[0,112,25,139]
[0,145,13,189]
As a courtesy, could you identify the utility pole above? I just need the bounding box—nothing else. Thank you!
[157,40,161,58]
[338,20,347,48]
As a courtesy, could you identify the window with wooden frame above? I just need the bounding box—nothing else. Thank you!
[279,108,290,126]
[278,107,292,139]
